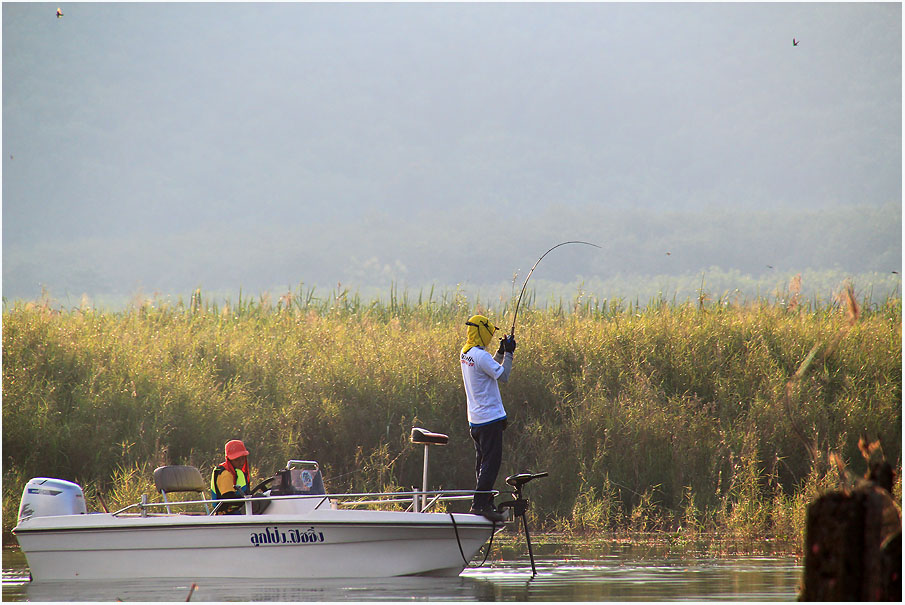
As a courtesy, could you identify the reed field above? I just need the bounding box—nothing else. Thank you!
[2,283,901,550]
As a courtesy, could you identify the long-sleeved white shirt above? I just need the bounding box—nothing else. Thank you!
[460,346,512,426]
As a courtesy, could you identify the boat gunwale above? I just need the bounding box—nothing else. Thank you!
[14,512,497,534]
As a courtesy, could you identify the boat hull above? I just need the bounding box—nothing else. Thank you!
[14,510,497,581]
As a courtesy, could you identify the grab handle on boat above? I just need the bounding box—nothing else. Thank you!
[286,460,319,471]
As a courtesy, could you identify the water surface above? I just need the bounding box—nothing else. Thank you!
[2,541,802,601]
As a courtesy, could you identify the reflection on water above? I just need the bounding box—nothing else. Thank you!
[2,542,802,601]
[464,556,801,601]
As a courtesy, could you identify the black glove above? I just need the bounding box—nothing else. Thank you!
[496,338,506,356]
[503,335,517,353]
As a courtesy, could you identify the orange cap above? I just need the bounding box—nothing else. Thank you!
[225,439,249,460]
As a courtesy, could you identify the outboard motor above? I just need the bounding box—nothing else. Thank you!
[18,478,87,523]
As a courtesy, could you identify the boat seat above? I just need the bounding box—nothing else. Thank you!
[410,427,449,445]
[153,465,210,514]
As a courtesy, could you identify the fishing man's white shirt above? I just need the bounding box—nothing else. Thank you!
[460,346,509,426]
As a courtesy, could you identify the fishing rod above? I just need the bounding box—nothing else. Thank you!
[508,240,602,338]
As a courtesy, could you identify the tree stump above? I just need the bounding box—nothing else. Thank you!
[802,486,901,600]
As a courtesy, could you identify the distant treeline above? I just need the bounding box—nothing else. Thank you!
[2,288,901,547]
[3,202,900,308]
[7,267,901,318]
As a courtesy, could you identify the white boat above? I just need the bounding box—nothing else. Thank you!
[12,429,540,581]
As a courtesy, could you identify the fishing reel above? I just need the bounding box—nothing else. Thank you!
[496,471,548,577]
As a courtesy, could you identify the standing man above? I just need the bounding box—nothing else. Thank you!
[460,314,516,522]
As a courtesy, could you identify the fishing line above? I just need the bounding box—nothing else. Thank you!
[509,241,602,338]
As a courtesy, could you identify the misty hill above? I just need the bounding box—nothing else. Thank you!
[3,202,899,309]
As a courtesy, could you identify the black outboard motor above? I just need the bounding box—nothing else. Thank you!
[497,471,548,577]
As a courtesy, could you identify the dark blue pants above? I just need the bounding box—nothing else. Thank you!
[470,420,505,510]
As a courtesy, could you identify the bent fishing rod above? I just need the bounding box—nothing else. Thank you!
[508,240,602,338]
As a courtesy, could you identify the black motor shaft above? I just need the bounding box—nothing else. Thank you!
[496,471,548,577]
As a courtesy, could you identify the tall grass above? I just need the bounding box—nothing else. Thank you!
[3,284,901,550]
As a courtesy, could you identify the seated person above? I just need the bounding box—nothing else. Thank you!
[211,439,251,514]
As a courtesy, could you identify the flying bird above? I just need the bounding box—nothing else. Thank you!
[57,8,63,18]
[793,38,799,46]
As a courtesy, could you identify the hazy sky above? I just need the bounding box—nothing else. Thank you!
[2,2,901,305]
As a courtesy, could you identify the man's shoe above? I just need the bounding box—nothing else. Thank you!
[469,505,506,523]
[481,508,506,523]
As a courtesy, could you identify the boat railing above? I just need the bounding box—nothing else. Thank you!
[111,488,498,517]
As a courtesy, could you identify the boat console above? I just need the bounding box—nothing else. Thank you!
[270,460,326,496]
[258,460,332,515]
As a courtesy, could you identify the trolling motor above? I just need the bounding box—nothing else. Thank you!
[496,471,548,577]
